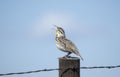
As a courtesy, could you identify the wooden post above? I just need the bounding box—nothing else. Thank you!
[59,57,80,77]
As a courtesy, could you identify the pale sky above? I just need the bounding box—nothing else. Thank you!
[0,0,120,77]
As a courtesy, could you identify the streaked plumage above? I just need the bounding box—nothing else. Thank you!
[55,25,83,60]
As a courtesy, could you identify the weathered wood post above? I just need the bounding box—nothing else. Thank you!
[59,57,80,77]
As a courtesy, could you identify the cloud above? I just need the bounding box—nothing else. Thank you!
[28,11,75,39]
[27,10,110,40]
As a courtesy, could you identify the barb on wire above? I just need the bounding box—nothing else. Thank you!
[0,65,120,76]
[81,65,120,69]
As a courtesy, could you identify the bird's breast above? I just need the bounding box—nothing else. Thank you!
[55,40,66,52]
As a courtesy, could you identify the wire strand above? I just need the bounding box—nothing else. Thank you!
[0,65,120,76]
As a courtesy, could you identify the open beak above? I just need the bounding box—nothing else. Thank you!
[51,25,58,31]
[54,25,58,29]
[52,24,58,30]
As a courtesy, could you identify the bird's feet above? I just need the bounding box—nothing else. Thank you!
[62,55,71,58]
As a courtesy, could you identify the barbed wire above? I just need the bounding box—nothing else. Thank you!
[0,65,120,76]
[80,65,120,69]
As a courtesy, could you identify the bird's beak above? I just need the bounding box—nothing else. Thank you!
[54,25,58,29]
[51,25,57,31]
[54,25,57,27]
[53,25,58,30]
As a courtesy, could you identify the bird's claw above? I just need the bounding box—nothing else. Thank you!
[62,55,71,58]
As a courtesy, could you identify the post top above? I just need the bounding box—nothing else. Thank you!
[59,57,80,60]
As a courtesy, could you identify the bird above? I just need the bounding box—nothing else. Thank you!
[54,25,83,60]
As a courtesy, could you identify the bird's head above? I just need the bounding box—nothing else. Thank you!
[54,25,66,38]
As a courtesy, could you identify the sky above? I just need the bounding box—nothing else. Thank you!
[0,0,120,77]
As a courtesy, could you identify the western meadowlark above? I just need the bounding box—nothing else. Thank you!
[55,25,83,60]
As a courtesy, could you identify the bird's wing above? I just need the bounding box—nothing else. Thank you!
[65,39,79,54]
[65,39,84,60]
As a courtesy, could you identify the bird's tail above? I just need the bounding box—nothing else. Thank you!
[76,51,83,61]
[77,53,84,61]
[74,50,84,61]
